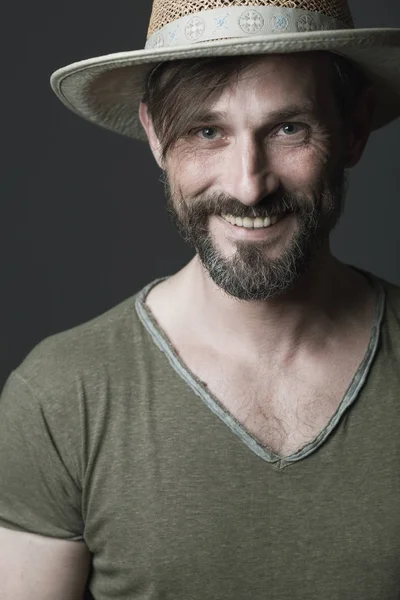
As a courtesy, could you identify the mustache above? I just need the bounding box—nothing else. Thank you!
[183,190,316,220]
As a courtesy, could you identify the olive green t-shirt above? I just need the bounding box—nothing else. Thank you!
[1,270,400,600]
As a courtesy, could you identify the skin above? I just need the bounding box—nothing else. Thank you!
[139,53,376,368]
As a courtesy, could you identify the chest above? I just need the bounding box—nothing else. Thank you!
[143,284,373,458]
[144,317,372,458]
[186,352,355,456]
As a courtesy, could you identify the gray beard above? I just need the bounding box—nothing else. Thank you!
[163,171,347,301]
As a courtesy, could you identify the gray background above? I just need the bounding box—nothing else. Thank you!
[1,0,399,388]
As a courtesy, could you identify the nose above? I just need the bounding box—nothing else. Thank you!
[221,134,279,206]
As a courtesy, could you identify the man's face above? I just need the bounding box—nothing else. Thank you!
[162,54,348,301]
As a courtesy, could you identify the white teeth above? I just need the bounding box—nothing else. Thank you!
[242,217,253,229]
[221,213,280,228]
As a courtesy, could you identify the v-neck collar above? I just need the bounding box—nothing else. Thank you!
[134,270,385,468]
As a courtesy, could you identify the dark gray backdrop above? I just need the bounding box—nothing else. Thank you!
[2,0,399,389]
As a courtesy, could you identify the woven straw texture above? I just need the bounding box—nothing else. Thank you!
[147,0,354,37]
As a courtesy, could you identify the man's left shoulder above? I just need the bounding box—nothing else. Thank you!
[373,273,400,313]
[368,272,400,348]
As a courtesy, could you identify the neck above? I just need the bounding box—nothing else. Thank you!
[172,247,374,363]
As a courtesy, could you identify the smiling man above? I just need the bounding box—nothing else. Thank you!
[1,1,400,600]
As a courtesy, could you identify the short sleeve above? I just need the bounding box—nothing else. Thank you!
[0,370,84,540]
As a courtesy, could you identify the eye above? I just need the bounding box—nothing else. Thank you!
[194,127,221,141]
[277,123,306,136]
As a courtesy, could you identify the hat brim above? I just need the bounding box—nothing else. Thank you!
[51,28,400,141]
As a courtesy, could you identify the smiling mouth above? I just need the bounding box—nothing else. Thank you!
[221,213,286,229]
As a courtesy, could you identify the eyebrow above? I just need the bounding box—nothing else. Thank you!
[193,103,319,125]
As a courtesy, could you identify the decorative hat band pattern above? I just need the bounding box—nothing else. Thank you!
[145,6,349,49]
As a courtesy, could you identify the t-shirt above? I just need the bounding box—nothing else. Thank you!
[1,269,400,600]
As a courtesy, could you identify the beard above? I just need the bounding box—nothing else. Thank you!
[162,168,347,301]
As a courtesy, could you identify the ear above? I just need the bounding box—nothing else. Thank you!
[345,87,376,169]
[138,102,164,168]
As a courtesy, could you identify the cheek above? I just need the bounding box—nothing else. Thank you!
[271,143,330,189]
[170,148,219,196]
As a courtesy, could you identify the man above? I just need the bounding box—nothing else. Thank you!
[1,1,400,599]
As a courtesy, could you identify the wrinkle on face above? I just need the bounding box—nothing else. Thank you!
[167,53,344,203]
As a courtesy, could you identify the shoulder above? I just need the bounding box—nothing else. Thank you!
[375,274,400,319]
[370,272,400,361]
[14,289,146,398]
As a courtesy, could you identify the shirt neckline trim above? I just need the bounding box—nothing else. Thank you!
[134,269,386,467]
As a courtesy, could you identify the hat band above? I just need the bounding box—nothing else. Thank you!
[145,6,349,49]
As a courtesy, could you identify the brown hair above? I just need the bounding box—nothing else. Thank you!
[141,52,369,161]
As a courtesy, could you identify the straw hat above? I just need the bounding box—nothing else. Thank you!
[51,0,400,141]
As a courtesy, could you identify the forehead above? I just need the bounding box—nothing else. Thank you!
[209,53,334,113]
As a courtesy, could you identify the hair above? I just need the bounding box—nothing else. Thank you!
[141,52,370,161]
